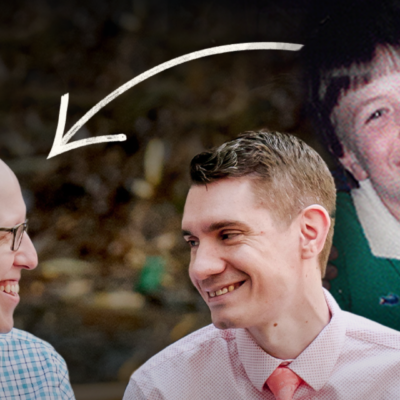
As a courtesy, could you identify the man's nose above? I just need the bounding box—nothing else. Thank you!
[189,243,226,281]
[14,233,38,270]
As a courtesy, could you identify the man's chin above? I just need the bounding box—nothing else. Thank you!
[212,315,238,330]
[0,315,14,334]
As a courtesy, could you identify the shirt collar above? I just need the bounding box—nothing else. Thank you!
[352,179,400,259]
[236,289,346,392]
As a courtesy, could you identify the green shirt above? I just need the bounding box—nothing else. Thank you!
[330,191,400,330]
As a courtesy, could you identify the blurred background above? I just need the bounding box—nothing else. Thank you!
[0,0,332,398]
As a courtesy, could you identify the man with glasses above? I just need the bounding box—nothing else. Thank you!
[0,159,75,399]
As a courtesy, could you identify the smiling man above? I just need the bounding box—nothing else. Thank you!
[0,160,75,399]
[123,131,400,400]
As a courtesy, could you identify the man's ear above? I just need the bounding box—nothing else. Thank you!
[338,144,368,181]
[300,205,331,260]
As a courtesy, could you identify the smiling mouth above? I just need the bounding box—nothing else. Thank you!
[0,282,19,297]
[208,282,244,298]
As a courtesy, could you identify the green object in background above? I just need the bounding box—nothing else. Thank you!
[330,191,400,331]
[136,256,166,295]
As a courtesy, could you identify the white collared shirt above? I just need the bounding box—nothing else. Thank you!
[123,289,400,399]
[352,179,400,259]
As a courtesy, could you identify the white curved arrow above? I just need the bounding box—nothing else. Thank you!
[47,42,303,159]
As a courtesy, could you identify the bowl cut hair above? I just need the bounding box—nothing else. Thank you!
[302,0,400,158]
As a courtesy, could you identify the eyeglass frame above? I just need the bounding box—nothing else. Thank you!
[0,220,28,251]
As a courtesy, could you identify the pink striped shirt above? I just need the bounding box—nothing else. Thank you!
[123,290,400,399]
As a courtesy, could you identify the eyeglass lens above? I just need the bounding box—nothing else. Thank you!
[14,223,27,251]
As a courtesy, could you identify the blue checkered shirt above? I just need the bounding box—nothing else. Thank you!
[0,328,75,399]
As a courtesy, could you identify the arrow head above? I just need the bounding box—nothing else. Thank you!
[47,93,127,159]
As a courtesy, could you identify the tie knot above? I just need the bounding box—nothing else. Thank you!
[266,366,302,400]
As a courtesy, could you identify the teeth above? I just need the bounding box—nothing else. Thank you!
[0,283,19,294]
[210,284,240,298]
[215,288,228,296]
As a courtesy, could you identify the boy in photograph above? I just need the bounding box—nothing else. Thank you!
[303,0,400,330]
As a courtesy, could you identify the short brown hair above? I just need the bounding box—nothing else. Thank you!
[190,130,336,276]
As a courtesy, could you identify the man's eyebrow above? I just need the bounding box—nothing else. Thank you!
[182,220,248,237]
[207,220,248,232]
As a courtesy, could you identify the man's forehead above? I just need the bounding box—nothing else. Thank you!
[181,178,277,233]
[0,160,18,185]
[0,161,25,219]
[183,179,258,212]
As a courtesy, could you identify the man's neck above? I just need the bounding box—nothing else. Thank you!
[246,280,330,360]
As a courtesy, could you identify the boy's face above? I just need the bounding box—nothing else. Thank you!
[332,53,400,211]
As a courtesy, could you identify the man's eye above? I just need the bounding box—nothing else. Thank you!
[187,240,199,247]
[0,231,9,242]
[221,232,239,240]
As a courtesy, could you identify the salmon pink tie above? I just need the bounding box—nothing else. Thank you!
[266,366,302,400]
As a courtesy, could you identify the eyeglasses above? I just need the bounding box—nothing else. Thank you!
[0,220,28,251]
